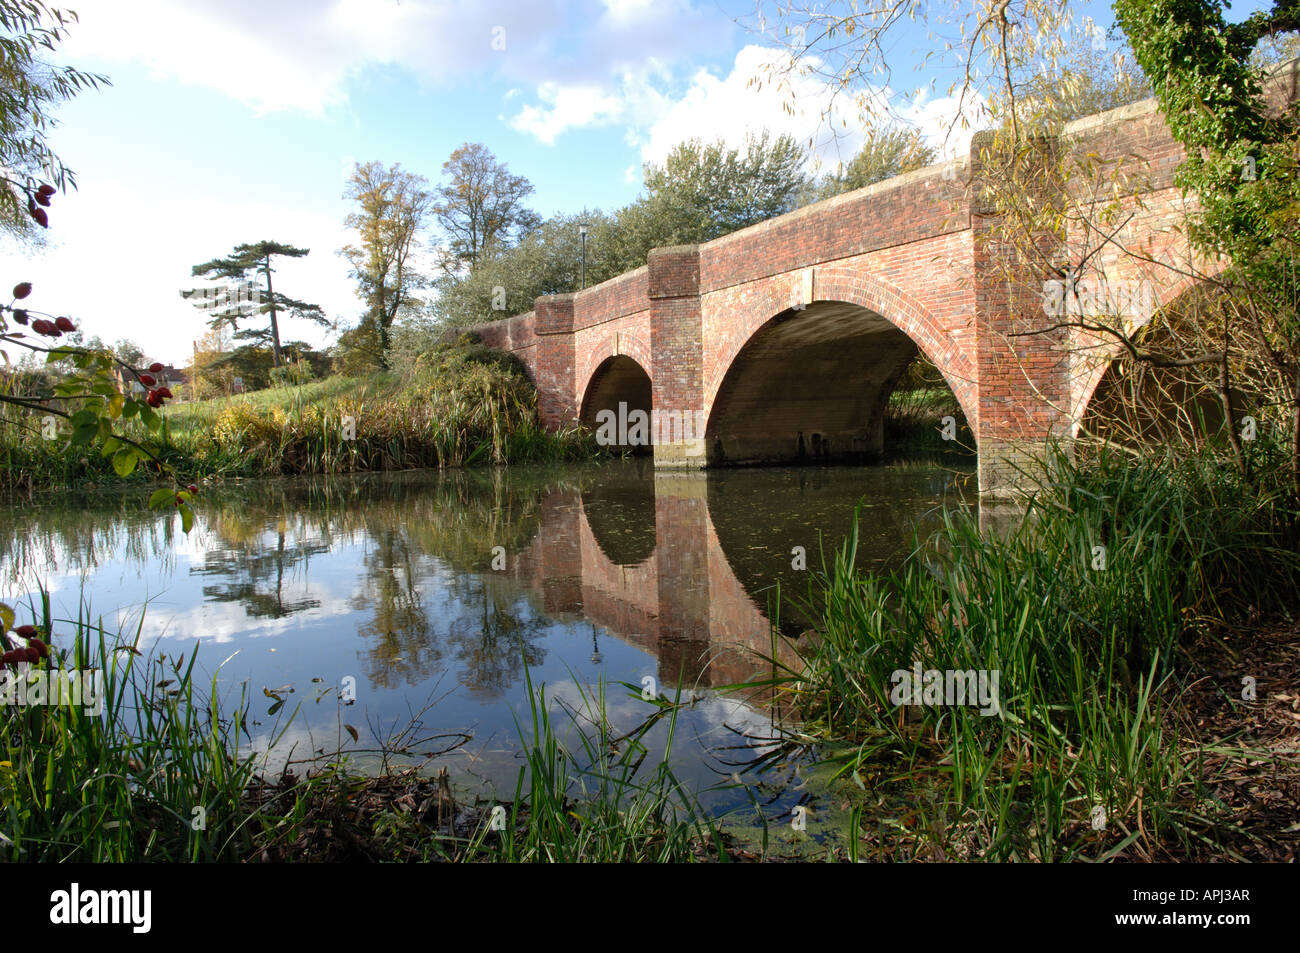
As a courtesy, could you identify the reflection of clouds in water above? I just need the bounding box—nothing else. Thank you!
[134,590,358,646]
[242,713,362,775]
[49,586,359,650]
[536,677,782,779]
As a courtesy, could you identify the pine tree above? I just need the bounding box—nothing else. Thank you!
[183,241,326,367]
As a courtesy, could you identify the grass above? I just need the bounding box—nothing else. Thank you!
[743,443,1300,861]
[882,385,975,456]
[0,592,727,862]
[0,349,599,493]
[1,591,268,861]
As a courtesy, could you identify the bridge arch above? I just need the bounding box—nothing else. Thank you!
[1066,267,1227,439]
[578,332,654,453]
[1072,270,1231,442]
[703,269,978,465]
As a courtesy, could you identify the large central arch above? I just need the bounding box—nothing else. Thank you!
[702,270,979,466]
[706,302,917,463]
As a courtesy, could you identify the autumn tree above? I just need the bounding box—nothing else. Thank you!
[189,324,234,399]
[432,143,541,275]
[340,161,433,369]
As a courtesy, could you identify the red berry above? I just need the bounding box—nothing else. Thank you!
[23,647,40,664]
[149,362,164,374]
[30,205,48,228]
[12,625,37,638]
[35,192,51,208]
[12,309,28,325]
[27,638,48,659]
[37,184,55,199]
[30,318,53,335]
[147,391,162,408]
[187,483,199,494]
[156,386,173,400]
[139,373,156,386]
[54,316,75,332]
[12,282,31,299]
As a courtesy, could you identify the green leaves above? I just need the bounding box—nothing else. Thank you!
[111,448,138,477]
[148,488,176,508]
[147,486,195,533]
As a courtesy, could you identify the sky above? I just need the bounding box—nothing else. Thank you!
[2,0,1256,366]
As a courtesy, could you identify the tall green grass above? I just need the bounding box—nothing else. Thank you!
[757,445,1299,860]
[0,593,272,861]
[450,671,726,862]
[1,596,722,862]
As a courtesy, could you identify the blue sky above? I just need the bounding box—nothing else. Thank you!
[3,0,1262,365]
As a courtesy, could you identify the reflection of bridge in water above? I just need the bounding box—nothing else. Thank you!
[500,463,968,692]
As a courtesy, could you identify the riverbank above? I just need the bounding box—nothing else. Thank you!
[1,349,969,495]
[758,446,1300,861]
[0,346,598,493]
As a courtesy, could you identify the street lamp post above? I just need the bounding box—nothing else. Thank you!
[579,222,589,290]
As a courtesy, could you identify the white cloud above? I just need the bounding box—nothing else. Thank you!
[508,83,627,145]
[58,0,732,116]
[2,186,359,366]
[58,0,557,114]
[506,45,986,173]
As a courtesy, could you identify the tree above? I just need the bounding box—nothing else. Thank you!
[1013,40,1152,131]
[183,241,326,368]
[0,5,194,560]
[432,134,813,330]
[331,321,385,377]
[816,125,936,200]
[747,2,1134,149]
[432,143,541,274]
[189,324,234,399]
[0,1,108,242]
[640,130,807,240]
[1113,0,1300,491]
[431,210,620,330]
[340,161,433,369]
[112,338,146,368]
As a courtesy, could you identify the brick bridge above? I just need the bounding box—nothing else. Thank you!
[474,66,1297,497]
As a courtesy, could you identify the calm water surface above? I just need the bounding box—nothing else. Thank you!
[0,458,974,816]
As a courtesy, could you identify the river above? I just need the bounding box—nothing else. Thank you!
[0,457,973,821]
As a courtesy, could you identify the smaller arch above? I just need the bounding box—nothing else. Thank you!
[576,330,653,414]
[579,354,654,454]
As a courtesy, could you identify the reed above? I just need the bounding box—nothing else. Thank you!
[1,596,723,862]
[752,444,1299,860]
